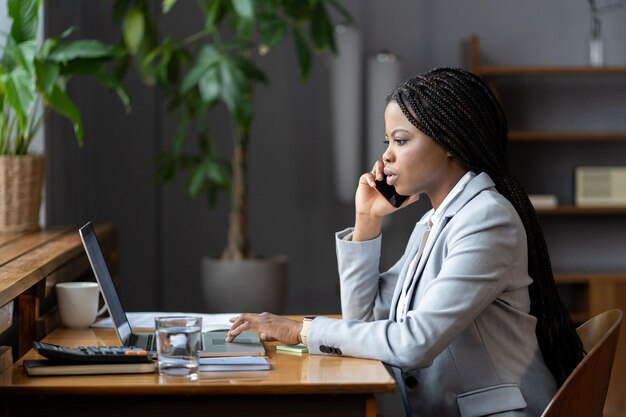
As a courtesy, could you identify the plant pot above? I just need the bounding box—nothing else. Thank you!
[201,255,289,314]
[0,155,45,232]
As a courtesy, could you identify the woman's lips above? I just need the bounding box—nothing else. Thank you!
[383,168,397,185]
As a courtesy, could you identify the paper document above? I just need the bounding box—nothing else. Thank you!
[92,312,237,331]
[199,356,270,372]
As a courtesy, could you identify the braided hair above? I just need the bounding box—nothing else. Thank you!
[389,67,583,386]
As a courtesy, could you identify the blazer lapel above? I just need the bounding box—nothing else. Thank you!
[402,172,497,308]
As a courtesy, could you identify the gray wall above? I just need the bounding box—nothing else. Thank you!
[45,1,626,316]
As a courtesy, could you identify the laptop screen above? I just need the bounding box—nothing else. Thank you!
[79,222,132,345]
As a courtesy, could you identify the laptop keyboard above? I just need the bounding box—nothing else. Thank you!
[129,333,156,351]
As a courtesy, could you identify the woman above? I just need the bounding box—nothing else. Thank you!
[228,67,583,417]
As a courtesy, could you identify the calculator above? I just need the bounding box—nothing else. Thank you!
[33,341,152,363]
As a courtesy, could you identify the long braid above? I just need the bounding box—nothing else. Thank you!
[389,67,583,385]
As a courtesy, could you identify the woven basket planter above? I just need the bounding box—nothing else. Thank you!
[0,155,45,232]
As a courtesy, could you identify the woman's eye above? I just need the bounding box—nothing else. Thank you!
[395,139,407,146]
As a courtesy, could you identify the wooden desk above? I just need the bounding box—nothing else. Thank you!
[0,225,117,365]
[0,327,396,417]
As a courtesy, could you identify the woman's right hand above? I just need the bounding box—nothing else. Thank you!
[356,162,393,218]
[353,161,417,241]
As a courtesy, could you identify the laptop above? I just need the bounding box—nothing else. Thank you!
[79,221,265,357]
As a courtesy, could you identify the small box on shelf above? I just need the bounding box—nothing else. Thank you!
[575,166,626,207]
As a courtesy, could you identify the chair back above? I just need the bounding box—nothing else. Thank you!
[542,309,623,417]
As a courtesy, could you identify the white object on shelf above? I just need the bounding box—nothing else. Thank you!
[529,194,558,209]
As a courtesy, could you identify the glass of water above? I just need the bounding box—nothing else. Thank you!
[155,316,202,377]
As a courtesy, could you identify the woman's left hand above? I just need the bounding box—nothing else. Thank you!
[227,312,302,344]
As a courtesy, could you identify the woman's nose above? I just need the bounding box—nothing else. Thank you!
[382,146,392,163]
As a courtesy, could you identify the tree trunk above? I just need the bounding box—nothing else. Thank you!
[222,130,251,260]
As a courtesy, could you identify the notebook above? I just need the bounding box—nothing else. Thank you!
[78,221,265,357]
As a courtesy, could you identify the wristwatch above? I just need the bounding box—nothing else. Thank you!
[300,316,315,346]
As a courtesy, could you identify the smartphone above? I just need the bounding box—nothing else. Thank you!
[375,176,409,208]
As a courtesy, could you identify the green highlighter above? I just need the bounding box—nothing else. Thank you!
[276,343,309,354]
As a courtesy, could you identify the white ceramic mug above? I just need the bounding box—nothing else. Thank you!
[56,282,106,328]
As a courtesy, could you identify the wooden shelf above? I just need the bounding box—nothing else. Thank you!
[475,66,626,76]
[509,131,626,141]
[469,35,626,76]
[535,206,626,215]
[554,273,626,284]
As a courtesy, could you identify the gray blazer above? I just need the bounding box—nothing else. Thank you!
[307,172,557,417]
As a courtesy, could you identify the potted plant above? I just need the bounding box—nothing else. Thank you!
[0,0,128,232]
[117,0,352,312]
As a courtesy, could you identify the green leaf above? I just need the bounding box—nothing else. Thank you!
[231,0,254,20]
[0,39,18,71]
[219,57,246,113]
[205,0,222,32]
[235,17,254,40]
[198,68,220,103]
[58,57,108,76]
[123,7,145,55]
[234,98,252,130]
[94,70,132,113]
[189,163,209,197]
[39,38,58,58]
[10,40,37,74]
[259,17,287,49]
[5,69,36,134]
[173,110,191,152]
[162,0,178,13]
[8,0,41,44]
[48,40,119,62]
[232,56,267,83]
[46,85,84,145]
[35,59,60,96]
[131,16,158,85]
[180,45,220,94]
[206,160,229,186]
[58,26,78,40]
[292,25,312,80]
[150,41,172,86]
[310,2,336,53]
[282,0,312,19]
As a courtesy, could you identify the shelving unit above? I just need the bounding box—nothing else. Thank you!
[508,131,626,141]
[469,35,626,417]
[535,206,626,215]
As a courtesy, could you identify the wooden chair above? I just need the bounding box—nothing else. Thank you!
[542,309,623,417]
